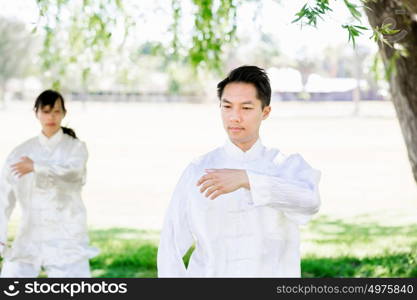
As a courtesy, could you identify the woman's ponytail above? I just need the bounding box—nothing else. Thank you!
[61,126,77,139]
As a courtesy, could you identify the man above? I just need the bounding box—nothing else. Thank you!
[157,65,321,277]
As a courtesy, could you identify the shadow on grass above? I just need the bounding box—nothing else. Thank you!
[306,214,417,245]
[301,214,417,277]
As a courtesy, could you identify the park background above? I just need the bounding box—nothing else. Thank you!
[0,0,416,277]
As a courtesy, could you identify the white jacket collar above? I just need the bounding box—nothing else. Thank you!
[38,128,64,150]
[223,138,264,161]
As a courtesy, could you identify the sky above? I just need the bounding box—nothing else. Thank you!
[242,0,377,56]
[0,0,378,58]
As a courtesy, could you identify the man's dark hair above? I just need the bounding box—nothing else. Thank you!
[217,65,271,108]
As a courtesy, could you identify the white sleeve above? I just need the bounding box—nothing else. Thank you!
[157,164,195,277]
[0,153,17,255]
[246,154,321,225]
[33,141,88,189]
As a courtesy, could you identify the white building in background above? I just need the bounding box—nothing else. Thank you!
[267,66,363,93]
[305,74,364,93]
[267,67,303,93]
[266,67,379,101]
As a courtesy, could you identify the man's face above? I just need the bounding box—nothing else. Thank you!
[36,99,65,136]
[220,82,271,150]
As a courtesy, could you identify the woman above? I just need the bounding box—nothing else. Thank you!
[0,90,98,277]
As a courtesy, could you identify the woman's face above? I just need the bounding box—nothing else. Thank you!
[36,99,65,137]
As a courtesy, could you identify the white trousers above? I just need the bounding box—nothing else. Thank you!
[0,259,91,278]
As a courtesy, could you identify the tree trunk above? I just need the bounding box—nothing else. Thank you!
[365,0,417,184]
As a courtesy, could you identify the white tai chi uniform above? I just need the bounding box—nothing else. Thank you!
[0,129,98,277]
[157,138,321,277]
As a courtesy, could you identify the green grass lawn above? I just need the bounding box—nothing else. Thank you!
[89,228,159,278]
[301,214,417,277]
[1,213,417,277]
[90,212,417,277]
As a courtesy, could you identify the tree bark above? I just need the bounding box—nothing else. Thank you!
[365,0,417,184]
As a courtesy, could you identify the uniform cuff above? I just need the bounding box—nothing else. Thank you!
[33,161,49,175]
[246,170,273,206]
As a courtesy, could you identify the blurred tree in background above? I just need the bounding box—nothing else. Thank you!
[1,0,416,185]
[0,17,36,107]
